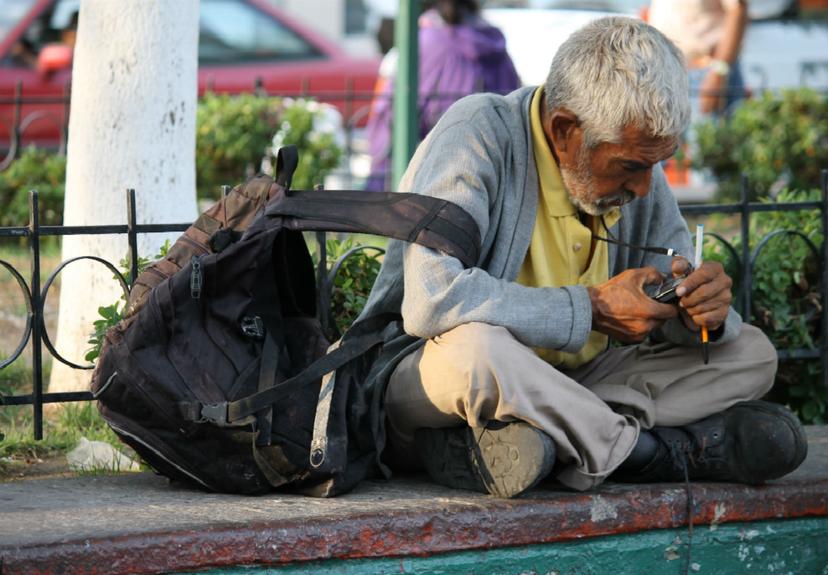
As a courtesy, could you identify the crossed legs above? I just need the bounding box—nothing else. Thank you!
[385,322,777,491]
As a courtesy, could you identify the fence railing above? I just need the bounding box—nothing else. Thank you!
[1,171,827,440]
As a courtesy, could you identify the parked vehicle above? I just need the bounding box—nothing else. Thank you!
[0,0,380,154]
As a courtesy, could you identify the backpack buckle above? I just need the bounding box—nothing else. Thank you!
[241,316,265,340]
[200,403,229,426]
[190,256,203,299]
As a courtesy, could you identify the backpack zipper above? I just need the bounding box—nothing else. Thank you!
[106,420,214,491]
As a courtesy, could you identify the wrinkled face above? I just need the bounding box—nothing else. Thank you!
[544,111,678,216]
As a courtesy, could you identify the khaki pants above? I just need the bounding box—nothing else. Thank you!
[385,323,777,491]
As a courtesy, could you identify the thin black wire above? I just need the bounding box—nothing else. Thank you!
[593,215,682,258]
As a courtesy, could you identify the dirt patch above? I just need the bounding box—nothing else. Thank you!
[0,454,73,483]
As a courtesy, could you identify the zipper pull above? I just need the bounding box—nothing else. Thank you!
[190,256,203,299]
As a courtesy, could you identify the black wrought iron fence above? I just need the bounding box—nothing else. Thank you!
[0,186,366,439]
[1,171,827,441]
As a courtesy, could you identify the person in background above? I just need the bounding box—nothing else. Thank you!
[9,11,78,70]
[648,0,749,117]
[364,0,520,192]
[60,11,79,51]
[364,0,397,54]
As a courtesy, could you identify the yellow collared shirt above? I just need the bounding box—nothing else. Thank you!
[516,87,620,369]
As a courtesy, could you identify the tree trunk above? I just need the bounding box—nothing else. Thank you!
[50,1,199,393]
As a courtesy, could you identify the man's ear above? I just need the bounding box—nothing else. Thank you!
[544,108,582,161]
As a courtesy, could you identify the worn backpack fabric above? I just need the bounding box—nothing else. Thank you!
[90,146,480,496]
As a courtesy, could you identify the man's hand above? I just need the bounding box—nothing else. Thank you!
[674,261,733,332]
[587,267,679,343]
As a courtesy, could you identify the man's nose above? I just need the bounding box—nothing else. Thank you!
[627,168,653,198]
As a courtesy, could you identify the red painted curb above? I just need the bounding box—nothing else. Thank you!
[3,478,827,575]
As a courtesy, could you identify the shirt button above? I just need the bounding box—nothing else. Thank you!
[573,242,582,252]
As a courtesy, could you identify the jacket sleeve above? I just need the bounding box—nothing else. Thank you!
[395,101,593,352]
[643,167,743,346]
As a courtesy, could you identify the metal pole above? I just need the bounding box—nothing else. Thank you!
[313,184,329,334]
[821,169,828,387]
[740,174,751,321]
[391,0,420,190]
[29,190,43,440]
[126,189,138,285]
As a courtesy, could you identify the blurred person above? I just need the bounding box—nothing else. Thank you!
[60,11,79,51]
[648,0,748,117]
[364,0,520,191]
[9,38,38,68]
[364,0,397,55]
[10,11,78,71]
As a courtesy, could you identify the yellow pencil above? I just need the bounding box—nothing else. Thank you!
[695,224,709,364]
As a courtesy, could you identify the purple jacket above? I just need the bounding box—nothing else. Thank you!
[365,9,520,191]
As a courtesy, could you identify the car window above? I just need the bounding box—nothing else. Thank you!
[0,0,39,42]
[199,0,322,64]
[1,0,78,69]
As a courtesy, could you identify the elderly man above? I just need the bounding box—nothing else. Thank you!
[355,17,806,498]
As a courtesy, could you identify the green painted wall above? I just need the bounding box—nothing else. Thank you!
[200,517,828,575]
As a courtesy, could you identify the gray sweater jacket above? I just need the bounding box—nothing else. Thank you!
[354,86,741,467]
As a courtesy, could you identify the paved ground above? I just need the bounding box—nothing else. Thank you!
[1,426,826,574]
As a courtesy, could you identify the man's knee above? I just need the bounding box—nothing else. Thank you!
[727,324,778,397]
[434,322,519,374]
[429,322,536,414]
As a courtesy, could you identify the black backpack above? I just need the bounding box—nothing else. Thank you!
[90,146,480,496]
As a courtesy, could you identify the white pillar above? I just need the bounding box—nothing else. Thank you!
[50,0,199,393]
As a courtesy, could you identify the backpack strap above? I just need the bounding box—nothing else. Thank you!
[196,314,398,427]
[274,145,299,193]
[266,190,480,267]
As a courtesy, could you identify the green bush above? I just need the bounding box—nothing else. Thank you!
[196,93,284,199]
[0,94,344,220]
[703,189,826,423]
[85,241,170,363]
[317,237,383,338]
[196,94,343,200]
[0,146,66,227]
[693,89,828,202]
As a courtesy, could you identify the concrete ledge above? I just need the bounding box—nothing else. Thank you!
[2,426,826,575]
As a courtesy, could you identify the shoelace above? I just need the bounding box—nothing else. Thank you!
[667,441,695,575]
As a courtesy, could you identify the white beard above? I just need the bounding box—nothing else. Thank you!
[560,150,634,216]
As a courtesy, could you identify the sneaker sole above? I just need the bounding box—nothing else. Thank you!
[470,423,556,498]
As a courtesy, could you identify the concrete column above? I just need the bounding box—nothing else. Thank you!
[50,0,199,393]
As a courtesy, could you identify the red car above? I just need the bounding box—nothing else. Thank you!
[0,0,379,154]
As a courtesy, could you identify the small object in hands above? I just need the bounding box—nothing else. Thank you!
[695,224,709,365]
[645,275,687,304]
[701,324,710,363]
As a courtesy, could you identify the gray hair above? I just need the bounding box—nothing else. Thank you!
[545,16,690,147]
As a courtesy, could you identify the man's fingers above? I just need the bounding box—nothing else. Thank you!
[648,299,680,320]
[640,266,666,287]
[679,280,731,309]
[671,257,692,277]
[675,261,729,298]
[683,307,727,330]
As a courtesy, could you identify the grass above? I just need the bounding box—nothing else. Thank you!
[0,401,127,476]
[0,240,146,477]
[0,340,130,477]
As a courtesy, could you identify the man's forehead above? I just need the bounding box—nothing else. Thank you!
[601,129,678,163]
